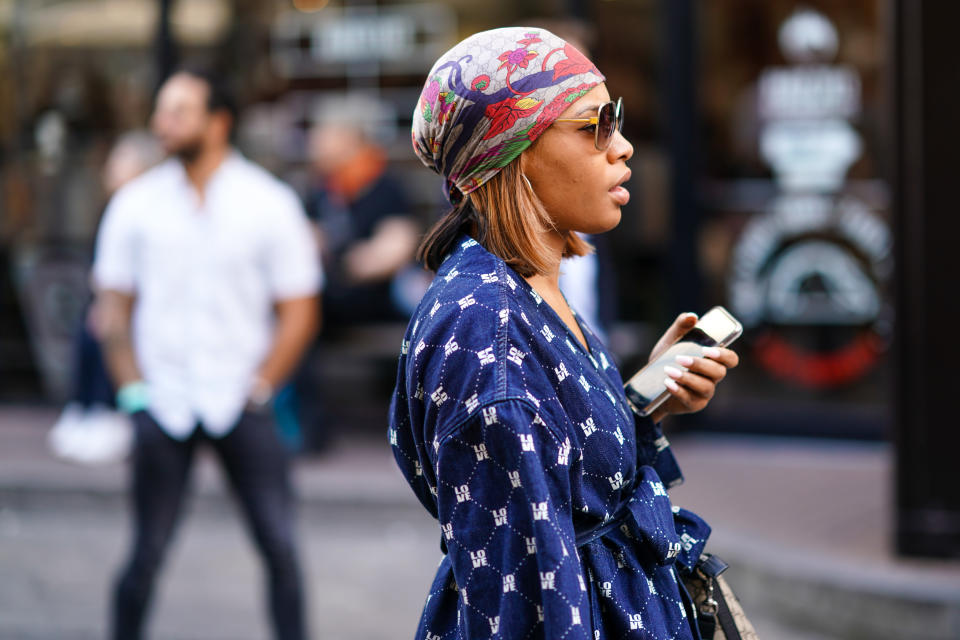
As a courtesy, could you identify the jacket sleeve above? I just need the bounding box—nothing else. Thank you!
[434,399,591,639]
[633,413,684,488]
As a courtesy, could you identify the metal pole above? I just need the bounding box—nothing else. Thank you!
[661,0,703,318]
[155,0,177,90]
[892,0,960,558]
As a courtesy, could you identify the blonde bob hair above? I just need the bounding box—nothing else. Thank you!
[417,160,592,278]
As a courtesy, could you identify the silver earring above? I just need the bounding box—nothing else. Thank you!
[521,173,535,193]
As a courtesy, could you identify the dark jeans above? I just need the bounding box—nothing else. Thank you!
[71,302,115,407]
[111,410,306,640]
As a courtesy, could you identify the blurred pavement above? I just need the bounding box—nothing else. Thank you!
[1,405,958,639]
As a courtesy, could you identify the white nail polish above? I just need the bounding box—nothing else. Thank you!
[675,355,695,367]
[702,347,721,359]
[664,365,683,380]
[664,378,680,392]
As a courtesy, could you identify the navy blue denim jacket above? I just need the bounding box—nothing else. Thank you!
[390,237,711,639]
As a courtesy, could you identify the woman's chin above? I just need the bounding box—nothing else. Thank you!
[589,208,622,234]
[554,201,622,235]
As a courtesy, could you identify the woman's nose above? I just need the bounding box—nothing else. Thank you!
[608,130,634,163]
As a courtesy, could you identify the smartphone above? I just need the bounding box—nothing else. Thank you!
[623,306,742,417]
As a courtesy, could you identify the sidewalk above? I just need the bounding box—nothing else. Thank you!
[667,435,960,640]
[2,405,958,639]
[0,406,412,513]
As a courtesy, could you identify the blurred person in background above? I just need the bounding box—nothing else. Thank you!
[305,96,419,329]
[294,97,419,452]
[93,68,320,640]
[391,27,745,639]
[48,131,163,465]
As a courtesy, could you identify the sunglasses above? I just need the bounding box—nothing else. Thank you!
[554,97,624,151]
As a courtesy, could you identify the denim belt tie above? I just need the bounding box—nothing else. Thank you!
[574,465,711,569]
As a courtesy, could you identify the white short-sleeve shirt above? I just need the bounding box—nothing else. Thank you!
[93,152,322,439]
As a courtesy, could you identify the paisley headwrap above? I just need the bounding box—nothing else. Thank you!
[412,27,605,204]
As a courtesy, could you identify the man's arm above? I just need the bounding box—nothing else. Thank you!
[92,289,142,388]
[342,216,418,284]
[251,295,320,401]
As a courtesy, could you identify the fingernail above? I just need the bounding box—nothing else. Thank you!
[675,355,695,367]
[664,365,683,380]
[664,378,680,392]
[703,347,721,359]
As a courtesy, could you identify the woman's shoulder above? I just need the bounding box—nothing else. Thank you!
[413,237,532,339]
[401,238,548,431]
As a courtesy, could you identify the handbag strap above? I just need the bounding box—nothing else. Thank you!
[691,554,745,640]
[713,577,743,640]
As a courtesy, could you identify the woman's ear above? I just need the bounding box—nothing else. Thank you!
[517,147,540,189]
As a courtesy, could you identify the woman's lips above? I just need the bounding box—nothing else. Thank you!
[609,185,630,205]
[609,168,631,205]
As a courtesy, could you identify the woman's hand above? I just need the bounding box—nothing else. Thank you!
[647,313,740,423]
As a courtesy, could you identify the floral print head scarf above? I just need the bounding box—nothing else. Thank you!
[412,27,605,204]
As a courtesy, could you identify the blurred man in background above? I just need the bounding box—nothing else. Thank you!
[93,68,320,640]
[292,96,419,452]
[305,96,418,329]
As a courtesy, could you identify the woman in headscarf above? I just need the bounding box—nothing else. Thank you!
[389,27,742,639]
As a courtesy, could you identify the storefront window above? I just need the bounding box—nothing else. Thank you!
[697,1,891,436]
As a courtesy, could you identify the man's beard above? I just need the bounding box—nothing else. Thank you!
[173,139,203,163]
